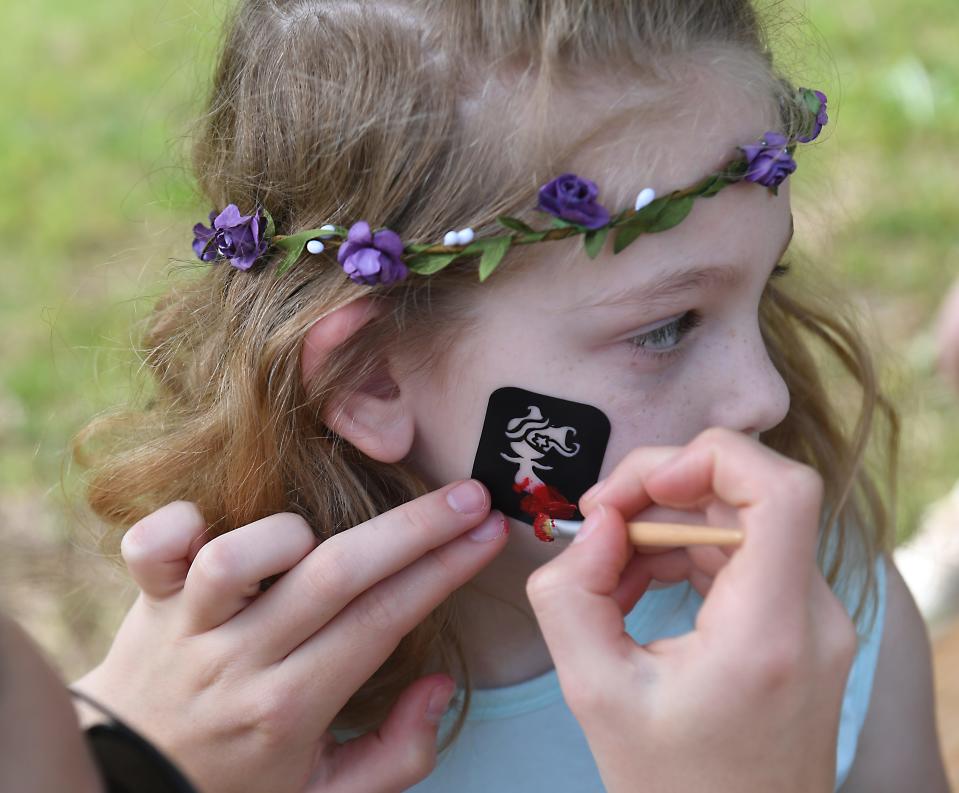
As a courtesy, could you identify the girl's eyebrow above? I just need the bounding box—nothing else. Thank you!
[578,216,795,311]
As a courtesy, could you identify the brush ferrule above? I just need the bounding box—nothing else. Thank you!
[547,518,582,540]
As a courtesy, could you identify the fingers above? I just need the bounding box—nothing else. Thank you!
[314,674,456,793]
[527,505,642,688]
[643,428,823,623]
[236,480,496,661]
[281,509,507,706]
[121,502,210,600]
[609,546,719,614]
[578,428,822,641]
[579,446,681,520]
[181,513,317,633]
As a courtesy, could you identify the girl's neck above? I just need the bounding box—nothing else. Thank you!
[442,539,678,690]
[446,552,557,689]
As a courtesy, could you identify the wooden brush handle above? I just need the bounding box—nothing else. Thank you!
[626,522,743,547]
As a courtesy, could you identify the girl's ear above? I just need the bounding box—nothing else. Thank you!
[300,297,414,463]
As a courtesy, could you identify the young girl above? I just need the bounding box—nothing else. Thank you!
[71,1,950,791]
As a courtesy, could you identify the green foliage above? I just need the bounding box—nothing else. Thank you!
[613,196,696,253]
[273,231,313,275]
[408,252,461,275]
[497,215,534,233]
[583,226,610,259]
[477,236,513,281]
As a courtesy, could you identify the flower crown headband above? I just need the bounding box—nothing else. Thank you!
[193,88,827,285]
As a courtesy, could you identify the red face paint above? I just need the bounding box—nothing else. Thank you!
[519,483,576,521]
[533,513,556,542]
[515,482,576,542]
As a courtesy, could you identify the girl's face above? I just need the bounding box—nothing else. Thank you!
[399,68,794,561]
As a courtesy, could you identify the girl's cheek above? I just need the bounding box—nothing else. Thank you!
[600,384,694,456]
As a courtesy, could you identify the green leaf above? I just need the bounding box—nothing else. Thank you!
[635,197,670,221]
[725,158,749,179]
[518,230,551,243]
[612,200,666,253]
[583,226,610,259]
[549,216,587,231]
[262,209,276,240]
[276,244,305,275]
[800,86,824,116]
[612,197,695,254]
[407,252,461,275]
[612,222,647,254]
[273,230,314,275]
[497,215,535,233]
[478,236,513,282]
[644,197,694,233]
[698,175,727,198]
[275,230,314,250]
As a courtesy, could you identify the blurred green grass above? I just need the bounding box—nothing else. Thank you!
[0,0,957,673]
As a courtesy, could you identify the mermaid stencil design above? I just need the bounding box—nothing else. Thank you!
[500,405,581,492]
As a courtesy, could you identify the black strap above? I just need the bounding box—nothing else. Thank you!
[69,688,199,793]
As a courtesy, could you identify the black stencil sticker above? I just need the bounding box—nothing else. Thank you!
[470,387,611,525]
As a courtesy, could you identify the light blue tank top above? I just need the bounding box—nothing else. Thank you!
[408,554,887,793]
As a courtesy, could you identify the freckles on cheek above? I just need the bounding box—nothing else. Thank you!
[600,384,697,462]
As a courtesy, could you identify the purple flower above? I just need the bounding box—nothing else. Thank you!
[740,132,797,189]
[796,89,829,143]
[192,211,220,262]
[336,221,408,285]
[536,173,610,230]
[192,204,268,270]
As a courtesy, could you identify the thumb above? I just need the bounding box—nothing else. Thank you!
[527,505,636,683]
[120,501,212,600]
[317,674,456,793]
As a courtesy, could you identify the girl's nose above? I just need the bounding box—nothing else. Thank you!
[704,327,790,436]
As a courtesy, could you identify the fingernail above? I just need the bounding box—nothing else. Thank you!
[446,480,487,514]
[425,680,456,725]
[467,511,506,542]
[581,478,607,504]
[573,506,604,545]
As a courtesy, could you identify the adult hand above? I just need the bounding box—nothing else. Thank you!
[527,427,858,793]
[73,482,507,793]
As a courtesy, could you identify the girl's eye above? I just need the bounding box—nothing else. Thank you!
[627,311,702,354]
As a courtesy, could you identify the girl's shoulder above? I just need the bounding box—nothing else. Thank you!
[838,554,950,791]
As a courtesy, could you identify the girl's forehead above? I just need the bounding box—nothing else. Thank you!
[563,71,782,211]
[491,68,790,303]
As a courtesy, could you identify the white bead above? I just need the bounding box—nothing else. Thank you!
[318,224,336,237]
[306,239,325,254]
[455,227,475,245]
[443,231,459,246]
[634,188,656,211]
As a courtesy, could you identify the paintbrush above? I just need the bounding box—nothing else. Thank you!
[533,514,743,546]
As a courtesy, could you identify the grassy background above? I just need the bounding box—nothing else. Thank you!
[1,0,957,678]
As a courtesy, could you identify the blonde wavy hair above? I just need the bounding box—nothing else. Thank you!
[74,0,898,745]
